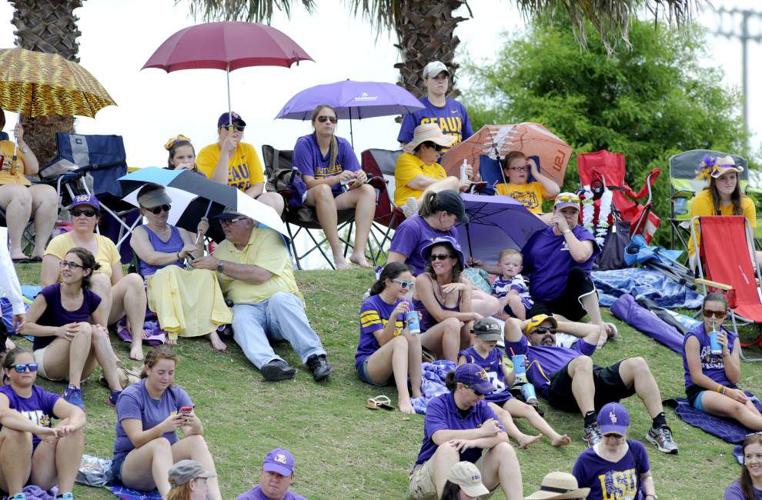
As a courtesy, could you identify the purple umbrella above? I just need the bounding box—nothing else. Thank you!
[275,79,424,145]
[456,193,547,265]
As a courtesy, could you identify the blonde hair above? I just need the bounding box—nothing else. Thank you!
[498,248,522,263]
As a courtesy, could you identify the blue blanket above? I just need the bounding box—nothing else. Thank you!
[109,482,161,499]
[667,393,762,444]
[413,360,455,415]
[592,268,702,309]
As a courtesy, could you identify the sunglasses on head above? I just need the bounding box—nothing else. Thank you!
[430,253,453,261]
[556,193,580,204]
[703,309,727,319]
[392,278,415,289]
[70,208,97,218]
[144,204,171,215]
[317,115,338,124]
[223,124,245,132]
[13,363,38,373]
[59,260,84,270]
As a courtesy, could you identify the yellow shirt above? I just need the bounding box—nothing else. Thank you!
[213,226,301,305]
[688,189,757,256]
[0,141,30,186]
[494,181,546,214]
[394,152,447,207]
[196,142,265,192]
[44,233,120,279]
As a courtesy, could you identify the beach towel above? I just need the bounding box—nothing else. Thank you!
[109,481,162,499]
[665,393,762,444]
[116,314,166,346]
[9,485,57,500]
[611,294,684,354]
[413,360,456,415]
[592,268,702,308]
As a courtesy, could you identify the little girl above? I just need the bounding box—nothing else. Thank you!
[165,135,199,172]
[492,249,532,321]
[494,151,559,215]
[458,317,571,448]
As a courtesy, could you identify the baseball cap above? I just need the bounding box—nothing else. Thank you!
[433,190,468,223]
[454,363,494,395]
[263,448,295,477]
[446,462,489,497]
[214,207,249,221]
[422,61,450,79]
[524,314,558,335]
[597,402,630,436]
[553,192,580,211]
[217,111,246,128]
[168,459,216,486]
[473,317,502,342]
[137,185,172,209]
[68,194,100,212]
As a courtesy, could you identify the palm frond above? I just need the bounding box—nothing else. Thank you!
[180,0,316,23]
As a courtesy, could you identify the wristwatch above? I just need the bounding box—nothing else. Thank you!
[216,260,225,273]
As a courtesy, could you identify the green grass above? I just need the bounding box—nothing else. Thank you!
[11,264,762,499]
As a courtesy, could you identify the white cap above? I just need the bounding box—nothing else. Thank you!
[422,61,449,79]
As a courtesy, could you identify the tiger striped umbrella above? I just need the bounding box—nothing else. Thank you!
[0,48,115,118]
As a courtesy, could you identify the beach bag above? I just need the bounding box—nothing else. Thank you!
[267,166,307,210]
[595,221,631,270]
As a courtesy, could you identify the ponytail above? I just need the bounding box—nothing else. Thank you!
[369,262,410,296]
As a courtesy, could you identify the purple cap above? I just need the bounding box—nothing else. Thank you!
[217,111,246,128]
[454,363,494,395]
[262,448,295,476]
[68,194,100,211]
[597,402,630,436]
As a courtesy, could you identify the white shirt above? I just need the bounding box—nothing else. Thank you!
[0,227,25,315]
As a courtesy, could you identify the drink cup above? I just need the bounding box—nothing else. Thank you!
[709,330,723,355]
[406,310,421,335]
[512,354,527,383]
[520,383,538,405]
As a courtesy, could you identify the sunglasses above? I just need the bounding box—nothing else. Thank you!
[59,260,84,270]
[144,204,171,215]
[422,141,445,152]
[223,124,245,132]
[13,363,38,373]
[464,384,487,396]
[317,115,338,124]
[392,278,415,289]
[603,433,624,438]
[219,216,245,225]
[430,253,453,261]
[508,165,530,172]
[703,309,727,319]
[531,326,556,335]
[70,208,97,218]
[555,193,580,204]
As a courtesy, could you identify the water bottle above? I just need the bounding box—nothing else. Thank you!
[512,354,527,384]
[709,328,723,356]
[459,160,468,183]
[406,310,421,335]
[340,178,349,193]
[520,382,539,405]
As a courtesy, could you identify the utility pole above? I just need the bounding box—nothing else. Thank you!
[711,7,762,148]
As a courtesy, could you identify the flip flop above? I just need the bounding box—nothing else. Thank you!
[28,256,42,263]
[11,257,30,264]
[367,395,394,411]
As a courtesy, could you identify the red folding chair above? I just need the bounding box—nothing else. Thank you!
[693,215,762,361]
[577,150,661,243]
[360,149,404,261]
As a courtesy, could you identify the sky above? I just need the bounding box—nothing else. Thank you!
[0,0,760,168]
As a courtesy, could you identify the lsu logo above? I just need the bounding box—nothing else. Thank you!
[478,369,489,382]
[273,453,288,465]
[609,410,617,424]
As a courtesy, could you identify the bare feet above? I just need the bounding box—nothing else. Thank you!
[550,434,572,447]
[334,256,351,270]
[166,337,177,346]
[516,433,543,449]
[399,399,415,415]
[130,344,144,361]
[349,253,373,268]
[209,331,227,352]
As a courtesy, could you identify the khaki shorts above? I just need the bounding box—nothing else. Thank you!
[408,454,495,500]
[33,347,63,381]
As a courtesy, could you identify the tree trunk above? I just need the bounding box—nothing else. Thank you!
[393,0,469,98]
[9,0,83,165]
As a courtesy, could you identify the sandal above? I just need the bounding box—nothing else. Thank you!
[367,395,394,411]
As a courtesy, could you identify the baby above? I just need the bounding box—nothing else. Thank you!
[492,249,533,320]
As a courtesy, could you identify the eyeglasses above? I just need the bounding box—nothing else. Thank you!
[531,327,556,335]
[59,260,84,270]
[144,204,171,215]
[703,309,727,319]
[430,253,453,261]
[13,363,38,373]
[508,165,530,172]
[317,115,338,124]
[392,278,415,289]
[555,193,580,204]
[70,208,97,218]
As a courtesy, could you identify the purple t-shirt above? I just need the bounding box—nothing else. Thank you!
[292,133,360,197]
[415,392,504,465]
[0,384,59,447]
[505,335,596,397]
[237,485,306,500]
[389,215,460,275]
[34,284,102,351]
[356,294,405,371]
[138,224,184,277]
[397,97,474,146]
[725,480,762,499]
[113,380,193,461]
[522,225,599,302]
[459,346,512,404]
[682,323,737,392]
[572,439,650,500]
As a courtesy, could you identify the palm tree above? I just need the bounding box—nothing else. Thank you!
[8,0,82,164]
[184,0,700,96]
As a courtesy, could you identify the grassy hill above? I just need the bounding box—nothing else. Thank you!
[12,265,762,499]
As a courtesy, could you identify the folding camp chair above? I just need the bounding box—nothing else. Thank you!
[360,148,404,260]
[692,215,762,361]
[668,149,749,252]
[261,144,362,270]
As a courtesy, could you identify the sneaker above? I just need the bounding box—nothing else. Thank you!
[646,425,679,454]
[306,354,331,382]
[107,390,122,407]
[63,385,84,409]
[56,493,74,500]
[260,359,296,382]
[583,422,602,447]
[402,197,419,218]
[10,493,27,500]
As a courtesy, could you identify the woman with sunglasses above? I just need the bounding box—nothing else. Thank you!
[113,346,221,500]
[0,347,86,500]
[495,151,559,215]
[292,104,375,269]
[682,293,762,429]
[41,194,148,361]
[21,247,124,408]
[726,432,762,499]
[394,123,469,218]
[356,262,423,414]
[130,184,229,351]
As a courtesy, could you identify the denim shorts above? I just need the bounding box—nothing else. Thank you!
[357,358,391,387]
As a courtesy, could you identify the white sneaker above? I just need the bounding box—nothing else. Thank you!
[402,197,419,218]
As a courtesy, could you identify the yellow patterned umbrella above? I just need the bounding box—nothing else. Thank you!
[0,48,115,118]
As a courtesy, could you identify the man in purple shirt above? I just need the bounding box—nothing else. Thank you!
[409,363,523,500]
[237,448,305,500]
[504,315,678,454]
[398,61,474,148]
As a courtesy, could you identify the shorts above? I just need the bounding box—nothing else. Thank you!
[33,347,64,381]
[357,358,392,387]
[686,385,705,409]
[528,268,596,321]
[111,454,126,482]
[547,360,635,413]
[409,454,495,499]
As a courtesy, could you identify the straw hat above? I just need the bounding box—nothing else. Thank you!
[406,123,455,152]
[525,471,590,499]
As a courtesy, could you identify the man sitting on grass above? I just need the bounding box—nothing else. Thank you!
[504,314,679,454]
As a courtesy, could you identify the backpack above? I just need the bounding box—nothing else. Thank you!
[266,165,308,211]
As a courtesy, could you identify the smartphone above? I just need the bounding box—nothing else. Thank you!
[180,405,194,415]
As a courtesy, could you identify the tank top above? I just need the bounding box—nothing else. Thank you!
[138,225,184,277]
[413,275,462,332]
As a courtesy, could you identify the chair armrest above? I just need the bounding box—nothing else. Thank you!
[694,278,733,291]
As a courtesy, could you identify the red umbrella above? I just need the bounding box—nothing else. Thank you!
[142,21,313,118]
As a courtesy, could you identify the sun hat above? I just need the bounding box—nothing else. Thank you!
[422,60,450,79]
[263,448,295,476]
[168,459,216,487]
[524,314,558,335]
[525,471,590,499]
[553,192,580,211]
[446,462,490,497]
[473,317,503,342]
[406,123,456,152]
[217,111,246,128]
[419,235,466,270]
[597,402,630,436]
[454,363,494,395]
[68,194,100,212]
[137,185,172,209]
[710,155,744,178]
[429,189,469,223]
